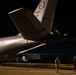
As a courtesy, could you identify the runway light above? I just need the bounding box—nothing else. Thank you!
[63,33,68,36]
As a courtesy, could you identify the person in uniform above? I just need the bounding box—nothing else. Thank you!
[72,56,76,73]
[55,56,60,73]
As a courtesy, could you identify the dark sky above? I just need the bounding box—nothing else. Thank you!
[0,0,40,37]
[0,0,76,38]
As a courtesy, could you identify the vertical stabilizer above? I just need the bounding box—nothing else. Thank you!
[34,0,58,33]
[8,7,49,41]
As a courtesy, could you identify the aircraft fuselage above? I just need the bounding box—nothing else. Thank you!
[0,34,40,60]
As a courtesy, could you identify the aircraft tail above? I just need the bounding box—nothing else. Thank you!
[34,0,58,32]
[8,7,49,41]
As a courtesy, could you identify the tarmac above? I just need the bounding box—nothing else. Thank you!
[0,62,76,74]
[0,62,74,70]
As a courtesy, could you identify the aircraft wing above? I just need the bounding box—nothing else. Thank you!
[17,36,76,56]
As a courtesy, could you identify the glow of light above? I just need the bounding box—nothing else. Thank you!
[18,43,46,55]
[4,38,35,45]
[8,7,24,14]
[5,38,25,44]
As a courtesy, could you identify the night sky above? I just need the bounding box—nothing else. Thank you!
[0,0,76,38]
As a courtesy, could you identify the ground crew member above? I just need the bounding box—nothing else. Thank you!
[72,56,76,73]
[55,56,60,73]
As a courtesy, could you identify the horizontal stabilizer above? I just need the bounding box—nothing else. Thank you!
[8,7,49,41]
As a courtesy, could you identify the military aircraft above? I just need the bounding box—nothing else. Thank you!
[0,0,75,62]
